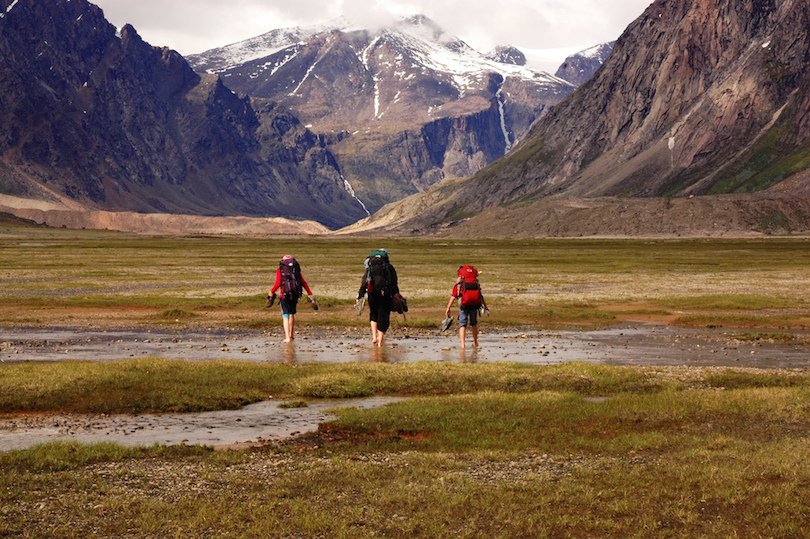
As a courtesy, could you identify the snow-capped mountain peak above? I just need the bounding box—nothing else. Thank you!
[185,15,577,214]
[189,15,569,89]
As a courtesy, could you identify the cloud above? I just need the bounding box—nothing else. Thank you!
[342,0,398,31]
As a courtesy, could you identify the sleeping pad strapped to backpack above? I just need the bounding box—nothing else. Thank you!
[457,265,482,309]
[367,249,391,296]
[279,257,303,299]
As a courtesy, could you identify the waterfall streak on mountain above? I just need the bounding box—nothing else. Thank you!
[496,81,512,152]
[341,175,371,216]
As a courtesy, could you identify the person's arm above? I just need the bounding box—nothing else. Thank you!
[269,267,281,296]
[445,295,456,317]
[300,273,314,297]
[357,269,368,300]
[445,284,458,317]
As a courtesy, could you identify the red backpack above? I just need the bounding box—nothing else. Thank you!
[456,265,482,309]
[279,257,303,299]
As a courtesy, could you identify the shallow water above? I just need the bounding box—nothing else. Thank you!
[1,326,808,368]
[0,397,400,452]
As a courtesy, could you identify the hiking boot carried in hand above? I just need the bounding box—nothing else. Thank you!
[266,294,277,308]
[440,316,454,332]
[307,295,319,311]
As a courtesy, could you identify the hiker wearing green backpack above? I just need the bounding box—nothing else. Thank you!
[267,255,316,343]
[356,248,399,348]
[444,265,489,348]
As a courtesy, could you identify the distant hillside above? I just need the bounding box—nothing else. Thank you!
[0,0,368,228]
[361,0,810,235]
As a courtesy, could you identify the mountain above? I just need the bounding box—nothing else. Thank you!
[554,42,615,86]
[0,0,368,228]
[362,0,810,234]
[188,16,575,212]
[486,46,527,66]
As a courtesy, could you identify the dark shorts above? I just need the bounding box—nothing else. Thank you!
[458,308,478,327]
[280,297,298,316]
[368,293,392,333]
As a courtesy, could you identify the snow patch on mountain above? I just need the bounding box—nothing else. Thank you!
[189,19,349,74]
[190,15,573,92]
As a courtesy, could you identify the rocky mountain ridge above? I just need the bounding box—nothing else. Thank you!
[363,0,810,233]
[0,0,368,228]
[188,16,576,212]
[555,42,615,86]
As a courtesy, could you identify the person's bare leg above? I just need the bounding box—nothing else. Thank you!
[370,321,379,344]
[289,314,296,341]
[459,325,466,349]
[376,331,385,348]
[472,324,479,347]
[282,316,291,343]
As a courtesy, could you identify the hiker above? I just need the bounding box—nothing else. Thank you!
[268,255,316,343]
[356,248,399,348]
[445,265,489,348]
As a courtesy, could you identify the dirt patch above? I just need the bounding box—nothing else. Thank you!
[0,196,329,236]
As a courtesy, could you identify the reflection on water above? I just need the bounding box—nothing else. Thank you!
[459,348,479,364]
[282,342,297,364]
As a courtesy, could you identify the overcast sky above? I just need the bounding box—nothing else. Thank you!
[93,0,653,72]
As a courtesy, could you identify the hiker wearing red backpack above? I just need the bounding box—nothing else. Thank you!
[268,255,316,343]
[445,265,489,348]
[356,248,399,348]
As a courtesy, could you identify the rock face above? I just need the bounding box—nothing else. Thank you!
[370,0,810,232]
[554,42,615,86]
[486,46,527,66]
[0,0,368,228]
[188,16,574,212]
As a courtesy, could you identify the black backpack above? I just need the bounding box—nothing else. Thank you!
[367,252,391,295]
[279,257,303,299]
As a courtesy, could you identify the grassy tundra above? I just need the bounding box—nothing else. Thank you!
[1,223,809,536]
[1,224,809,331]
[1,360,808,537]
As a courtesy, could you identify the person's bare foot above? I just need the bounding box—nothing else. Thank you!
[283,338,291,343]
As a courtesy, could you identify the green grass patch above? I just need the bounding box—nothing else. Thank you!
[729,331,798,343]
[672,313,807,329]
[328,387,810,454]
[0,440,210,472]
[0,359,683,414]
[278,400,309,409]
[157,308,198,320]
[660,294,799,310]
[2,359,808,416]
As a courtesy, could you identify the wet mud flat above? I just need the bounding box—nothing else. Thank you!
[0,325,808,368]
[0,397,400,452]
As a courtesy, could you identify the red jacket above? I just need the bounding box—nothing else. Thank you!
[270,267,313,299]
